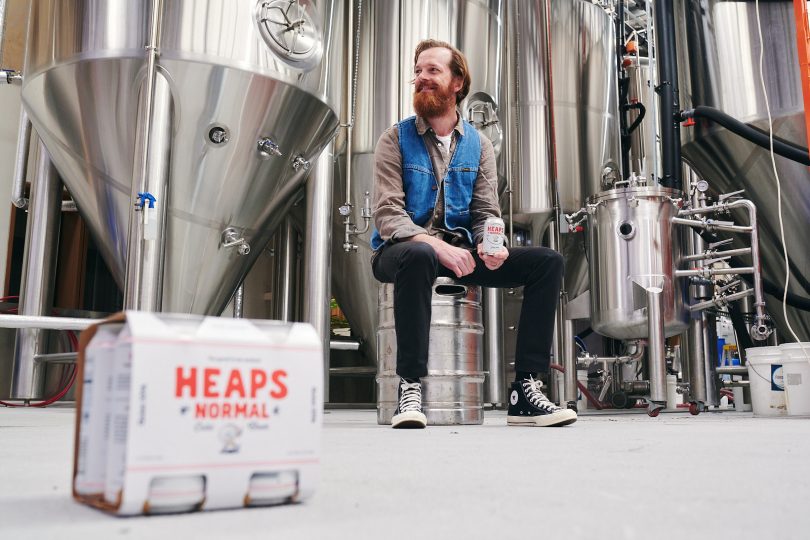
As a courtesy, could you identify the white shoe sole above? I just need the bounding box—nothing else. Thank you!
[507,409,578,427]
[391,410,427,429]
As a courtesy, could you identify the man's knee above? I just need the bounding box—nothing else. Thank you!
[398,242,438,271]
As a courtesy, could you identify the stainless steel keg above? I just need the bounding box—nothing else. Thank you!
[377,278,485,425]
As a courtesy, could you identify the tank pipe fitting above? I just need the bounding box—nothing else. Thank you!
[340,0,364,254]
[672,216,752,234]
[578,341,646,365]
[676,199,770,340]
[0,69,21,84]
[675,267,755,279]
[11,108,31,209]
[221,228,250,256]
[688,288,754,312]
[682,247,752,262]
[340,191,371,252]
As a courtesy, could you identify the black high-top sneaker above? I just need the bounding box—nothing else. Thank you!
[391,378,427,429]
[507,376,577,427]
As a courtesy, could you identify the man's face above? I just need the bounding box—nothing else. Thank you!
[413,47,463,118]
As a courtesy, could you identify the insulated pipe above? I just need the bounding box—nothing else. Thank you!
[124,0,169,311]
[653,0,682,189]
[10,139,62,400]
[647,286,667,404]
[483,287,504,406]
[303,144,335,402]
[681,106,810,166]
[12,109,31,209]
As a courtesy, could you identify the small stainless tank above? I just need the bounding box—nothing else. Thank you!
[376,278,485,425]
[586,186,689,339]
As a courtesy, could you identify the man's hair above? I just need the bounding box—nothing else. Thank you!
[413,39,471,105]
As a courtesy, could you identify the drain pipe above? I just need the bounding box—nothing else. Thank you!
[11,109,32,209]
[124,0,170,311]
[10,138,63,400]
[340,0,370,251]
[303,144,335,403]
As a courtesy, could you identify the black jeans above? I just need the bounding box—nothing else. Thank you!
[372,241,564,379]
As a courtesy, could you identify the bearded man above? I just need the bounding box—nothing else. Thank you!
[370,39,576,429]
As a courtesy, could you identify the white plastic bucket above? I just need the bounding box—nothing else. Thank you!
[745,346,786,417]
[779,343,810,417]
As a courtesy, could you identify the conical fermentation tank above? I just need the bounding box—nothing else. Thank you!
[22,0,344,314]
[675,0,810,340]
[331,0,505,365]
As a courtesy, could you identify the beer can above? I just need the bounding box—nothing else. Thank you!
[145,475,206,514]
[482,217,505,255]
[246,471,299,506]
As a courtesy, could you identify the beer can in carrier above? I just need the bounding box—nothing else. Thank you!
[482,217,505,255]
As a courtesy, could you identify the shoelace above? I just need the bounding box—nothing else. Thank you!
[398,380,423,413]
[522,377,560,412]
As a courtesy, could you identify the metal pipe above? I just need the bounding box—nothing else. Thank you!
[686,313,708,404]
[724,199,769,339]
[10,138,63,399]
[0,314,96,331]
[303,144,335,402]
[341,0,363,252]
[330,340,361,351]
[0,0,6,65]
[483,287,504,406]
[647,286,667,403]
[278,217,297,322]
[124,0,169,311]
[688,289,754,312]
[672,216,753,234]
[716,366,749,376]
[12,109,32,209]
[682,247,752,262]
[34,352,78,363]
[580,341,646,365]
[675,267,755,278]
[232,283,244,319]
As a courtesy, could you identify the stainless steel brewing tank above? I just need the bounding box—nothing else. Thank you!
[675,0,810,340]
[331,0,504,370]
[376,278,485,425]
[552,0,622,213]
[22,0,343,314]
[586,187,689,339]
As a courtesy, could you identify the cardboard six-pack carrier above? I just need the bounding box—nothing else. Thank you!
[72,311,323,516]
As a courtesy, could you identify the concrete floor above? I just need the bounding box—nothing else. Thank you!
[1,406,809,540]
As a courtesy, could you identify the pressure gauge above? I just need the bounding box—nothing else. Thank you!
[696,179,709,192]
[256,0,323,70]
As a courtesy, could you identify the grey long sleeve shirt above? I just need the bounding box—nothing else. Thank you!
[372,113,501,247]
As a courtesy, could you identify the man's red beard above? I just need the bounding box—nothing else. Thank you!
[413,81,457,118]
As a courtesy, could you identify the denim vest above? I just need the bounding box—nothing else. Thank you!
[370,116,481,250]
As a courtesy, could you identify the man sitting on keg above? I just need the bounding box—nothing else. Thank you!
[370,39,577,429]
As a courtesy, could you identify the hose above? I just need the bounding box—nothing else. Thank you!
[681,106,810,166]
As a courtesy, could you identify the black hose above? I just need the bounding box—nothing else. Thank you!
[682,106,810,166]
[654,0,682,190]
